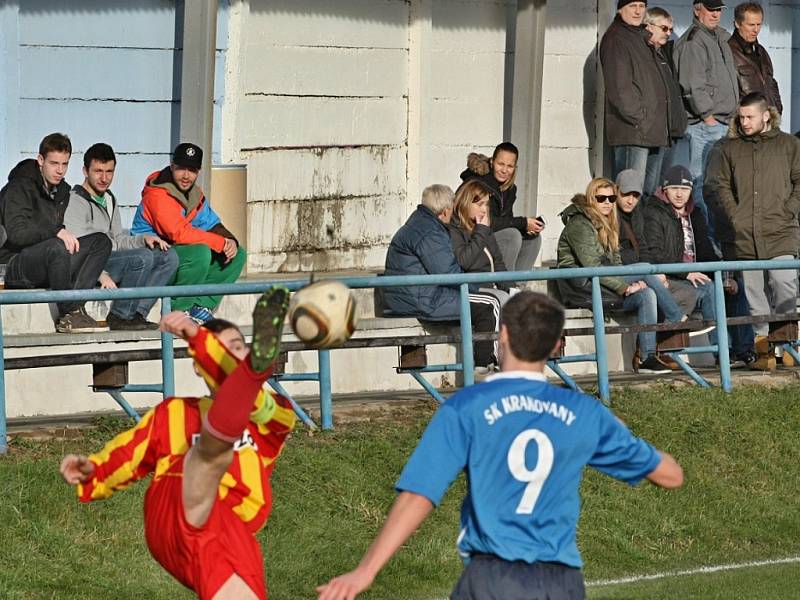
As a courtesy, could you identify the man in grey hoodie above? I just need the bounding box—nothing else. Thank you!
[64,143,178,330]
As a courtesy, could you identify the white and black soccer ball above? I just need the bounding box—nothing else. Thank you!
[288,281,357,348]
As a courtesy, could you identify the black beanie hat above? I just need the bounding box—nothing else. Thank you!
[618,0,646,9]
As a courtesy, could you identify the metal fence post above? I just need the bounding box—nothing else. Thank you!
[161,296,175,398]
[714,270,732,393]
[318,349,333,430]
[459,283,474,387]
[591,276,611,404]
[0,307,6,454]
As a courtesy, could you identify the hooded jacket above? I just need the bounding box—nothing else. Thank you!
[383,205,471,321]
[674,19,739,123]
[717,109,800,259]
[640,190,717,275]
[0,159,71,264]
[728,30,782,114]
[131,167,235,252]
[459,153,530,234]
[448,214,515,292]
[616,202,647,265]
[64,185,146,251]
[599,15,671,147]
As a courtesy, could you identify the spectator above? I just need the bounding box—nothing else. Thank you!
[448,179,516,309]
[64,143,179,331]
[600,1,674,196]
[643,6,689,177]
[383,184,502,371]
[458,143,544,272]
[0,133,111,333]
[641,165,718,350]
[131,143,245,324]
[717,92,800,370]
[557,177,672,373]
[729,2,781,113]
[674,0,739,232]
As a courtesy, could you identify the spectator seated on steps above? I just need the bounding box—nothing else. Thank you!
[131,143,245,325]
[458,142,544,272]
[0,132,111,333]
[383,184,503,372]
[64,143,179,331]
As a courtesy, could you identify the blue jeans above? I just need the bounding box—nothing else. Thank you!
[624,268,685,322]
[621,284,658,357]
[670,278,718,346]
[104,247,179,319]
[613,145,666,197]
[686,121,727,241]
[725,276,754,357]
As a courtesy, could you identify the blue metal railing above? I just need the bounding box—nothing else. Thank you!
[1,258,799,454]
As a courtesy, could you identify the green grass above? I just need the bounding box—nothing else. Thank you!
[1,383,799,599]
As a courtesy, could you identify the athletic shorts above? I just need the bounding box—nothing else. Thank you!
[143,475,267,600]
[450,554,585,600]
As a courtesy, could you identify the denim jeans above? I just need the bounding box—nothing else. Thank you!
[104,247,179,319]
[725,275,754,357]
[612,145,666,197]
[624,268,685,322]
[669,278,718,346]
[6,232,112,316]
[621,285,658,357]
[686,121,728,241]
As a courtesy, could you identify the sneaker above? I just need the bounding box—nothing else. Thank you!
[186,304,214,325]
[107,312,159,331]
[474,364,498,375]
[637,354,673,374]
[56,308,108,333]
[688,325,715,338]
[729,350,757,370]
[250,287,290,372]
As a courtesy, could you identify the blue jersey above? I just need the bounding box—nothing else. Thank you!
[396,371,661,568]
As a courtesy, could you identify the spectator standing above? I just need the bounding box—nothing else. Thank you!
[131,143,245,324]
[729,2,782,113]
[383,184,502,371]
[717,92,800,370]
[557,177,672,373]
[317,292,683,600]
[64,143,179,331]
[458,143,544,272]
[0,133,111,333]
[674,0,739,230]
[600,1,674,196]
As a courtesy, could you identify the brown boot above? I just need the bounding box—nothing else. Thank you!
[781,346,796,368]
[750,335,776,371]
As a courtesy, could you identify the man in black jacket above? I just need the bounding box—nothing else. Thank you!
[601,1,674,196]
[0,133,112,333]
[729,2,781,113]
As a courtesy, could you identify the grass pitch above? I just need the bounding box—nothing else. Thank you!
[1,382,799,599]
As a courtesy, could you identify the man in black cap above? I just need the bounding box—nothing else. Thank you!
[674,0,739,238]
[131,143,245,324]
[600,0,677,197]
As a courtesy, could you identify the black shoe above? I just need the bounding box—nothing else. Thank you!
[638,354,672,374]
[108,313,159,331]
[250,287,290,372]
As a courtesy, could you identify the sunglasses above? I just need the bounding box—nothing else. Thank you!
[595,194,617,204]
[658,25,673,33]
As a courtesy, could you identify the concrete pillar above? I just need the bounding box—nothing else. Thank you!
[179,0,218,191]
[509,0,547,217]
[407,0,433,209]
[0,1,20,177]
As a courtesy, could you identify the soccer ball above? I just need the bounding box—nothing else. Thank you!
[288,281,358,348]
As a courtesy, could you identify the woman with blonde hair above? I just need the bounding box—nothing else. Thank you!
[557,177,673,373]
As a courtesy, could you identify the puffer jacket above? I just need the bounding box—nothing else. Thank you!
[459,153,529,234]
[600,15,670,147]
[674,19,739,123]
[728,30,782,114]
[383,205,472,320]
[717,109,800,259]
[0,159,70,264]
[640,190,717,274]
[556,200,628,308]
[64,186,146,251]
[448,214,515,291]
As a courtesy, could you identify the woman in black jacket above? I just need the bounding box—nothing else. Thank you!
[449,180,517,308]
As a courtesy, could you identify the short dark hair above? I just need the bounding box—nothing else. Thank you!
[83,143,116,169]
[740,91,769,111]
[492,142,519,161]
[500,292,565,362]
[39,133,72,158]
[734,2,763,23]
[202,318,242,337]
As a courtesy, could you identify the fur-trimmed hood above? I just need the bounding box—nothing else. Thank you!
[727,106,782,140]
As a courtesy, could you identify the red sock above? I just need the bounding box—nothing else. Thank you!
[204,353,270,443]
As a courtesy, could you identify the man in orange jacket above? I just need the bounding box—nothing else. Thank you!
[131,143,245,324]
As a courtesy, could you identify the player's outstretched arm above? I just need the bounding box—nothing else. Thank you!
[646,451,684,489]
[60,454,95,485]
[316,491,434,600]
[159,311,199,341]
